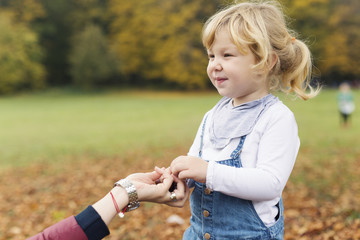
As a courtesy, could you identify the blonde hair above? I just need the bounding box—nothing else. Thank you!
[202,1,320,100]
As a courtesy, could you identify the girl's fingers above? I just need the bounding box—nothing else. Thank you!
[170,163,182,177]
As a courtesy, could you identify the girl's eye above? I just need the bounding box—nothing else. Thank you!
[208,54,215,59]
[224,53,233,57]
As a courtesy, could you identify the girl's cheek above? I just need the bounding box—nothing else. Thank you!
[206,66,212,79]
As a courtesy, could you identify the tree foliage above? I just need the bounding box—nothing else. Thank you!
[0,12,45,94]
[282,0,360,83]
[33,0,109,86]
[69,24,119,88]
[0,0,45,23]
[109,0,222,89]
[0,0,359,93]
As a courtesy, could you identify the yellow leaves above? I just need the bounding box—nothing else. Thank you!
[1,149,360,239]
[292,0,329,9]
[284,183,360,239]
[322,33,351,74]
[6,0,46,23]
[109,0,209,88]
[51,210,67,222]
[0,13,46,93]
[283,0,360,79]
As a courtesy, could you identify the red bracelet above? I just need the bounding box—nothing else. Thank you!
[110,191,127,218]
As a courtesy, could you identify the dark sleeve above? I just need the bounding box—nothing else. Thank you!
[75,206,110,240]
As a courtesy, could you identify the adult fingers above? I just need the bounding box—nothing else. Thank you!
[147,170,162,182]
[164,176,189,207]
[173,179,186,200]
[164,191,188,208]
[154,166,168,184]
[160,171,174,190]
[154,166,165,174]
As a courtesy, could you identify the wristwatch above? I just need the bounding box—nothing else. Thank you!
[114,179,140,212]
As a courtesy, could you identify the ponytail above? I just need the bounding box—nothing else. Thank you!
[272,37,320,100]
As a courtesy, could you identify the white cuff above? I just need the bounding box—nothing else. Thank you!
[206,161,215,190]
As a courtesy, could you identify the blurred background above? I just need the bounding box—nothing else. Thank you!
[0,0,359,93]
[0,0,359,239]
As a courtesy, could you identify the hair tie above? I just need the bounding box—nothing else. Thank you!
[291,36,296,43]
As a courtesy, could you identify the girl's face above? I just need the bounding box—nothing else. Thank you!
[206,29,269,106]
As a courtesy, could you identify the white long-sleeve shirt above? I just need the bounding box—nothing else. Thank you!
[188,100,300,226]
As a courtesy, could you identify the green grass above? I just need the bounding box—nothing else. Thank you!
[1,89,359,194]
[0,90,221,168]
[281,89,360,198]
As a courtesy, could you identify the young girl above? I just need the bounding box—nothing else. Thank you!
[170,1,319,239]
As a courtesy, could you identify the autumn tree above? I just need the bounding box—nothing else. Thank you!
[0,0,45,23]
[282,0,360,84]
[69,24,119,88]
[109,0,223,89]
[35,0,110,86]
[0,12,46,94]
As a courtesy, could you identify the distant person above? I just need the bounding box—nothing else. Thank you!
[168,1,320,240]
[28,167,187,240]
[337,82,355,127]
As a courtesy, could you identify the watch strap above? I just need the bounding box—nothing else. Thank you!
[114,179,140,212]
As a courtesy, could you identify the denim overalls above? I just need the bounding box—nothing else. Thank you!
[183,117,284,240]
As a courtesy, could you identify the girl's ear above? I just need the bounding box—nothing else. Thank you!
[268,52,278,71]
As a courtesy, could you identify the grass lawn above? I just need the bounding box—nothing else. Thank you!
[1,88,359,195]
[0,90,221,168]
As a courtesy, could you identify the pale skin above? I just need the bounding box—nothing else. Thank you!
[93,167,188,225]
[169,28,278,199]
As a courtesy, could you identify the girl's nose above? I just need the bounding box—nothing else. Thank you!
[214,62,222,71]
[209,59,222,71]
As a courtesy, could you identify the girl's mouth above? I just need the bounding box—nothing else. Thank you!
[215,77,227,84]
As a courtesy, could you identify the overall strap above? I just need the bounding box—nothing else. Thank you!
[199,114,209,158]
[199,114,247,159]
[230,135,247,159]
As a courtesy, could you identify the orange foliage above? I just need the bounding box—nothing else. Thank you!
[1,148,359,239]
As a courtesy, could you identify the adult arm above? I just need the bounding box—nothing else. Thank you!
[28,170,178,240]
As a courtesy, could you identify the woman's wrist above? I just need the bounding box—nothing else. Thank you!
[111,186,129,210]
[113,179,140,212]
[92,186,129,225]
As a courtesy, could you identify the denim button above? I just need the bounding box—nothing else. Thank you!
[204,233,211,240]
[204,188,212,195]
[203,210,210,217]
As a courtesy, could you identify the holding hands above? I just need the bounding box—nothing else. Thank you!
[30,156,208,239]
[127,167,189,207]
[122,155,207,208]
[144,155,208,207]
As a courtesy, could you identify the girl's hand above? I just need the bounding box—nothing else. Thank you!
[170,156,208,183]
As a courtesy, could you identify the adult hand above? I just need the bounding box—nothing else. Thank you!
[126,169,174,203]
[154,167,190,208]
[170,156,208,183]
